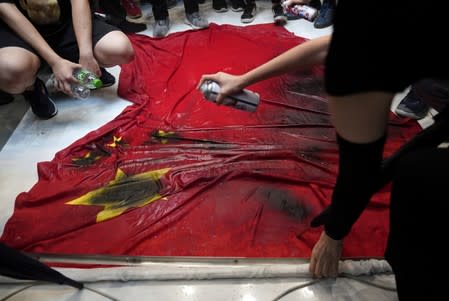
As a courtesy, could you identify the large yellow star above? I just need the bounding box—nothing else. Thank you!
[67,167,170,222]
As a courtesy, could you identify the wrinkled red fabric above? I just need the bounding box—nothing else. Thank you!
[1,24,421,260]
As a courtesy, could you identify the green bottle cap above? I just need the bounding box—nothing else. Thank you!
[92,79,103,89]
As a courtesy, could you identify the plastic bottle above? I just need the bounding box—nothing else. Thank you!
[73,68,103,89]
[199,80,260,112]
[71,84,91,99]
[47,74,91,99]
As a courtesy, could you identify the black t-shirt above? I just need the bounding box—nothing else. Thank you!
[0,0,72,37]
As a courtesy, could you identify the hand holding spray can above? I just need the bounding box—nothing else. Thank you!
[199,80,260,112]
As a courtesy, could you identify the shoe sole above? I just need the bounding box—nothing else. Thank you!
[231,7,244,12]
[100,82,116,88]
[314,22,332,29]
[46,106,58,119]
[214,8,229,13]
[241,16,255,23]
[394,108,427,119]
[126,15,152,24]
[126,14,142,19]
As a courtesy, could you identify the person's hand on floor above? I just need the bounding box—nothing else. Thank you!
[309,231,343,278]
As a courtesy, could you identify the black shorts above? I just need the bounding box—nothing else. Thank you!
[0,17,119,63]
[325,0,449,96]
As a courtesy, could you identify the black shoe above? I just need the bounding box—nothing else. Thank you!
[100,68,116,88]
[314,0,335,28]
[241,2,256,23]
[394,90,430,119]
[272,3,287,25]
[23,78,57,119]
[230,0,245,12]
[213,0,228,12]
[0,90,14,105]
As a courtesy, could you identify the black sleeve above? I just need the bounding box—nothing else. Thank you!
[324,134,386,240]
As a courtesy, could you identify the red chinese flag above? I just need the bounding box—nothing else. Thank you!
[1,24,421,259]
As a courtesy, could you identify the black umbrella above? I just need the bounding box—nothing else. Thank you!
[0,243,83,289]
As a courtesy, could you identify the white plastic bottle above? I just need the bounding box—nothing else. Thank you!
[199,80,260,112]
[47,74,91,99]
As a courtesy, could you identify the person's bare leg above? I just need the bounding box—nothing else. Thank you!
[93,31,134,68]
[0,47,40,94]
[328,91,394,143]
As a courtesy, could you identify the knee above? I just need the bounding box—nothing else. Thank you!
[115,39,135,64]
[0,52,40,94]
[96,33,135,66]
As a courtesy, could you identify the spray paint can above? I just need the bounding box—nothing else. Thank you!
[199,80,260,112]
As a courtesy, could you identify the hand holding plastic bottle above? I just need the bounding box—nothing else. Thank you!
[79,53,101,78]
[50,58,82,96]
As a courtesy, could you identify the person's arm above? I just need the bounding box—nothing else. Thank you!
[309,92,394,278]
[71,0,100,76]
[198,35,330,103]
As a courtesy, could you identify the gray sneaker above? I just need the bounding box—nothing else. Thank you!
[185,12,209,29]
[153,18,170,38]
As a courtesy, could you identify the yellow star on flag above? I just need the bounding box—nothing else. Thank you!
[67,167,170,222]
[107,136,122,148]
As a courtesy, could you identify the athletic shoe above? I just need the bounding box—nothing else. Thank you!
[272,3,287,25]
[99,68,116,88]
[23,78,57,119]
[395,90,430,119]
[241,2,256,23]
[185,12,209,29]
[153,18,170,38]
[314,0,335,28]
[213,0,229,12]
